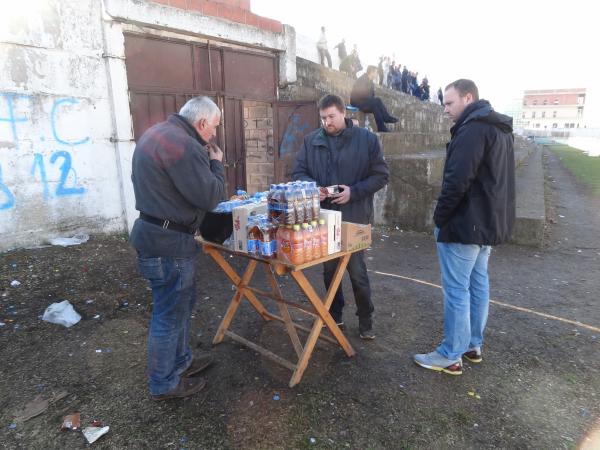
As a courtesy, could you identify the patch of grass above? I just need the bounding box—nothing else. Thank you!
[551,145,600,195]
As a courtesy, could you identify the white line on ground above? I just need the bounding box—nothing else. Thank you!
[370,270,600,334]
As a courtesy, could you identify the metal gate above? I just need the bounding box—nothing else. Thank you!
[123,34,276,195]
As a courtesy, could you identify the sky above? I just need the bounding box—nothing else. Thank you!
[252,0,599,126]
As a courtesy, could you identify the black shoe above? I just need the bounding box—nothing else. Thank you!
[359,318,375,340]
[384,116,399,124]
[151,376,207,401]
[330,312,345,330]
[180,354,214,377]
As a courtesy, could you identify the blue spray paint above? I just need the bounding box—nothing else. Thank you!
[0,93,30,148]
[0,164,16,210]
[50,98,90,146]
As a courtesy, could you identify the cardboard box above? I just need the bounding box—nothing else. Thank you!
[341,222,372,252]
[232,202,268,252]
[319,209,342,255]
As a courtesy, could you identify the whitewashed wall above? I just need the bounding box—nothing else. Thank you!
[0,0,295,252]
[0,0,127,251]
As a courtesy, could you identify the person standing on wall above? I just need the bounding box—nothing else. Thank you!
[350,65,399,133]
[129,96,225,399]
[292,94,389,339]
[317,26,332,68]
[414,79,515,375]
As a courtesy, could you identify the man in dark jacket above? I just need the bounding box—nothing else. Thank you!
[130,96,225,399]
[350,65,398,132]
[292,94,389,339]
[414,79,515,375]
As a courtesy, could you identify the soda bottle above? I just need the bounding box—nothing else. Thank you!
[246,216,260,255]
[300,182,312,222]
[282,184,295,226]
[319,218,328,256]
[292,183,304,225]
[290,224,305,265]
[310,181,320,220]
[267,184,277,222]
[277,225,292,263]
[311,220,321,259]
[302,222,313,262]
[259,219,274,258]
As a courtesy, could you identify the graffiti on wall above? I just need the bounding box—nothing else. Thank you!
[0,92,89,211]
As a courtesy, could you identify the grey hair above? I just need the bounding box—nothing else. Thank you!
[179,96,221,125]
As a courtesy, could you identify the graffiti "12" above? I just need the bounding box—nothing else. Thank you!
[0,92,89,210]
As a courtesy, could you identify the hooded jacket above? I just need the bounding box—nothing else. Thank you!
[434,100,515,245]
[291,119,389,224]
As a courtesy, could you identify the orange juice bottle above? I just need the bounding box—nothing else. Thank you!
[318,218,328,256]
[290,224,304,265]
[302,222,313,262]
[311,220,321,259]
[277,225,292,262]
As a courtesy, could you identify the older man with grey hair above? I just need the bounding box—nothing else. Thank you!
[129,96,225,400]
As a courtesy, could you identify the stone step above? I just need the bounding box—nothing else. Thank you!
[510,147,545,247]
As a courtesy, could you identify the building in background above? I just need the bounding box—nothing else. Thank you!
[522,88,586,131]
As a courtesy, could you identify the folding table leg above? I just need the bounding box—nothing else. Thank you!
[205,247,270,320]
[263,264,304,358]
[288,255,355,387]
[212,259,259,344]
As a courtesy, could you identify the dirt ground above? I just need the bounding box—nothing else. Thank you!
[1,148,599,450]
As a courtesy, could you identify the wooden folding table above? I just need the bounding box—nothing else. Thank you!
[197,238,357,387]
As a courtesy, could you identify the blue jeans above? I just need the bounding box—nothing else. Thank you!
[137,253,196,395]
[434,228,492,361]
[324,250,374,322]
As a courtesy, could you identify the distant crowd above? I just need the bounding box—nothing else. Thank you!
[316,27,443,106]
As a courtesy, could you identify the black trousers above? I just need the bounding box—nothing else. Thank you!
[354,97,392,132]
[323,250,374,321]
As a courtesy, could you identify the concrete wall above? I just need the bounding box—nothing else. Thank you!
[0,0,293,252]
[0,0,126,251]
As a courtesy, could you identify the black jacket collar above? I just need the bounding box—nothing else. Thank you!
[168,114,208,146]
[312,118,355,148]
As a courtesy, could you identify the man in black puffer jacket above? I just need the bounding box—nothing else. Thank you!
[414,79,515,375]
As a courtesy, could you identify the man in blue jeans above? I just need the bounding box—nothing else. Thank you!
[129,97,225,399]
[414,79,515,375]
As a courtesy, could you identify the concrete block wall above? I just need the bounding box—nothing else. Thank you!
[244,101,274,193]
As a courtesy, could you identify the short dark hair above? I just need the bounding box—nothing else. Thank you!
[445,79,479,101]
[318,94,345,113]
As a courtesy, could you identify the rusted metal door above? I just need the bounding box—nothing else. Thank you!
[222,97,246,192]
[124,34,277,196]
[273,101,319,182]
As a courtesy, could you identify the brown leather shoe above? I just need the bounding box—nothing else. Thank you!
[151,376,207,401]
[180,354,214,377]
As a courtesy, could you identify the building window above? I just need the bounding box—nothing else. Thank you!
[543,99,548,105]
[554,99,559,105]
[577,107,583,118]
[535,123,540,128]
[522,112,526,118]
[533,100,537,105]
[553,111,557,118]
[552,123,558,128]
[542,112,546,118]
[532,112,536,118]
[564,123,569,128]
[577,95,585,105]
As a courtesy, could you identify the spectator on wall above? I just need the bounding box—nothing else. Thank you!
[350,65,398,132]
[316,26,332,68]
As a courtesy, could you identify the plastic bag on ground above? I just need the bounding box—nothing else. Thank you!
[42,301,81,328]
[48,234,89,247]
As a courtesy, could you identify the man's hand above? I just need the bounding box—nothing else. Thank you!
[206,143,223,162]
[331,184,350,204]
